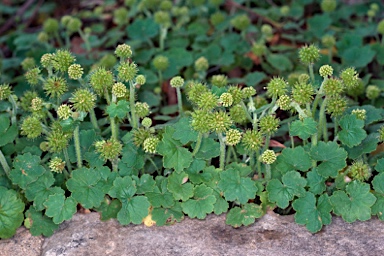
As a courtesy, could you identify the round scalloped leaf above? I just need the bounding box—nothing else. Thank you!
[225,203,264,228]
[181,184,216,219]
[266,171,307,209]
[151,202,184,226]
[338,114,367,148]
[292,192,332,233]
[0,187,25,239]
[44,194,77,224]
[289,117,317,140]
[106,100,130,119]
[116,196,150,225]
[66,167,105,209]
[167,171,194,201]
[172,117,198,144]
[132,174,156,194]
[10,153,46,189]
[276,146,312,173]
[24,207,59,236]
[306,168,326,195]
[330,181,376,223]
[146,178,175,208]
[371,173,384,220]
[375,158,384,173]
[310,141,347,178]
[108,176,137,200]
[218,167,258,204]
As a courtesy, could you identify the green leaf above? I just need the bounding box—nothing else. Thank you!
[212,190,229,215]
[225,203,264,228]
[66,167,107,209]
[371,173,384,220]
[194,137,220,160]
[172,117,198,144]
[276,146,312,173]
[181,184,216,219]
[266,54,293,72]
[310,141,347,178]
[306,168,326,195]
[157,126,193,173]
[108,176,137,200]
[126,18,159,40]
[375,158,384,173]
[151,202,184,226]
[146,177,175,208]
[119,133,145,176]
[106,100,129,119]
[289,117,317,140]
[0,115,17,147]
[0,187,25,239]
[341,45,376,68]
[132,174,156,194]
[330,181,376,223]
[10,153,46,189]
[292,192,332,233]
[307,14,332,38]
[185,159,208,184]
[338,114,367,148]
[44,194,77,224]
[266,171,307,209]
[25,207,59,236]
[243,72,266,86]
[167,171,194,201]
[117,196,150,225]
[218,167,258,204]
[345,133,378,160]
[96,198,122,221]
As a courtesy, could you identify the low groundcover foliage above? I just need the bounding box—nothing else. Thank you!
[1,0,384,238]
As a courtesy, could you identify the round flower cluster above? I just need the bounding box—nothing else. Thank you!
[299,44,320,65]
[135,102,150,118]
[25,68,40,86]
[118,62,138,82]
[259,115,280,135]
[321,35,336,48]
[135,75,146,86]
[209,111,232,133]
[31,97,43,112]
[57,104,72,120]
[68,64,83,80]
[191,110,212,133]
[366,85,381,99]
[40,53,54,68]
[196,91,218,110]
[319,65,333,78]
[0,84,12,100]
[326,95,347,117]
[21,58,36,71]
[152,55,169,71]
[95,138,122,161]
[348,161,371,181]
[323,78,344,96]
[225,129,242,146]
[195,57,209,72]
[227,86,243,105]
[44,76,68,98]
[230,14,250,31]
[154,11,171,27]
[70,89,96,112]
[242,130,263,152]
[211,74,228,88]
[170,76,184,88]
[260,150,277,164]
[21,116,43,139]
[90,67,114,95]
[115,44,133,59]
[351,109,366,120]
[242,87,256,98]
[112,82,127,98]
[66,17,82,34]
[47,130,69,153]
[143,137,160,153]
[340,67,359,89]
[219,93,233,107]
[266,77,287,98]
[277,95,291,111]
[320,0,337,12]
[210,12,226,26]
[43,18,59,34]
[49,157,66,173]
[133,127,153,146]
[141,117,152,128]
[292,82,314,105]
[229,105,247,124]
[52,50,76,73]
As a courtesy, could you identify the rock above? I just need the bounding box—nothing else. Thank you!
[0,226,43,256]
[2,212,384,256]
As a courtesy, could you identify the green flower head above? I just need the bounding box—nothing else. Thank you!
[90,67,114,95]
[135,102,150,118]
[209,111,233,134]
[242,130,263,152]
[259,115,280,135]
[49,157,66,173]
[195,57,209,72]
[225,129,242,146]
[70,89,96,112]
[219,93,233,107]
[266,77,287,98]
[112,82,127,98]
[115,44,133,59]
[143,136,160,154]
[43,76,68,98]
[0,84,12,100]
[348,161,371,182]
[68,64,83,80]
[299,44,320,65]
[211,74,228,88]
[95,138,122,161]
[170,76,184,88]
[52,50,76,73]
[21,116,43,139]
[152,55,169,71]
[261,150,277,164]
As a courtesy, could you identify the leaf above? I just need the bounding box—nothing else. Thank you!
[151,202,184,226]
[212,190,229,215]
[172,117,198,144]
[185,159,209,184]
[157,126,193,173]
[44,194,77,224]
[10,153,46,189]
[108,176,137,200]
[292,192,332,233]
[330,181,376,223]
[167,171,194,201]
[119,133,145,176]
[338,114,367,148]
[346,133,378,160]
[181,184,216,219]
[218,167,258,204]
[266,171,307,209]
[289,117,317,140]
[0,115,17,147]
[146,177,175,208]
[243,72,266,86]
[0,187,25,239]
[306,168,326,195]
[372,173,384,220]
[132,174,156,194]
[116,196,150,225]
[66,167,107,209]
[341,45,376,68]
[376,158,384,173]
[225,203,264,228]
[307,14,332,38]
[96,198,122,221]
[310,141,347,178]
[194,137,220,160]
[276,147,312,174]
[24,207,59,236]
[106,100,129,119]
[126,18,159,40]
[266,54,293,72]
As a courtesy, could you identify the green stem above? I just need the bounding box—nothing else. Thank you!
[218,133,226,170]
[230,146,238,163]
[159,27,167,51]
[334,118,339,140]
[8,95,18,125]
[308,63,315,85]
[176,87,183,115]
[63,147,72,172]
[129,81,138,129]
[311,77,327,118]
[74,126,82,168]
[158,70,163,88]
[265,164,271,180]
[255,151,262,179]
[192,133,203,156]
[89,108,99,130]
[318,97,328,141]
[240,101,253,124]
[263,135,271,151]
[0,149,11,178]
[78,29,91,52]
[54,31,64,47]
[104,89,111,105]
[111,157,119,172]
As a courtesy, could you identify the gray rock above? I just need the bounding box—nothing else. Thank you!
[0,226,43,256]
[2,212,384,256]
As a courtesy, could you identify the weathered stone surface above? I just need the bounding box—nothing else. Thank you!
[0,226,43,256]
[2,212,384,256]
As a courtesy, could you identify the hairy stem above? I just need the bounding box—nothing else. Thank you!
[129,81,138,129]
[0,149,11,178]
[318,97,328,141]
[192,132,203,156]
[265,164,271,180]
[74,126,82,168]
[176,87,183,115]
[218,133,226,170]
[89,108,99,131]
[63,147,72,172]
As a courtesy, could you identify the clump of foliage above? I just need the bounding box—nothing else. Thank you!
[0,0,384,238]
